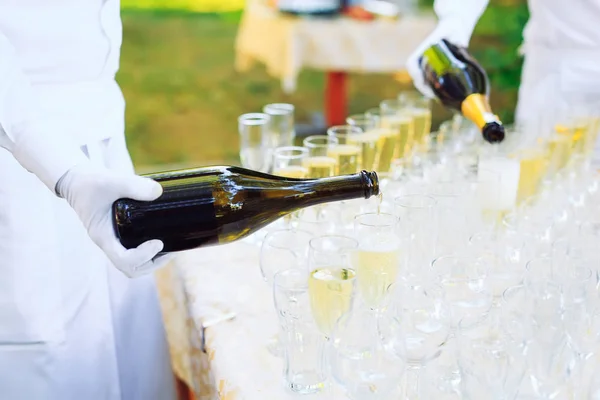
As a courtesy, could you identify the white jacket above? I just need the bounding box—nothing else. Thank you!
[0,0,123,191]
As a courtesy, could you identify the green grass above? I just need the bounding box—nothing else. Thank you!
[117,9,519,171]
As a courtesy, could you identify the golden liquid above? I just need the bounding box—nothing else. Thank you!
[410,108,432,146]
[273,165,308,179]
[380,115,414,161]
[309,267,356,336]
[327,144,361,175]
[547,134,573,172]
[355,244,400,309]
[512,149,548,203]
[347,132,380,171]
[302,156,337,178]
[372,128,399,173]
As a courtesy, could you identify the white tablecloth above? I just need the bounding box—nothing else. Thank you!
[157,241,349,399]
[234,1,437,93]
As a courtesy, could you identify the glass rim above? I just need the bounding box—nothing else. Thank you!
[346,114,373,123]
[365,107,382,117]
[309,234,359,253]
[353,212,398,228]
[303,134,339,148]
[430,255,488,280]
[273,268,309,290]
[525,256,552,273]
[273,146,309,159]
[327,125,363,136]
[263,228,314,250]
[263,103,295,115]
[238,112,270,125]
[393,194,438,209]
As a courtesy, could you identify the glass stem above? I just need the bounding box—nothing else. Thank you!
[404,365,423,400]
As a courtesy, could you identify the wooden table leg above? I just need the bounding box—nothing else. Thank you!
[325,71,348,127]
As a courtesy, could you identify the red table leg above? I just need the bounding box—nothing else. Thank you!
[325,71,348,127]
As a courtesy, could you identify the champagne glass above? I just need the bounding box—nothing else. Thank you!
[329,308,404,399]
[398,91,432,151]
[302,135,338,178]
[326,125,363,175]
[260,228,314,356]
[273,268,329,395]
[379,282,450,400]
[263,103,295,148]
[346,114,382,171]
[238,112,273,173]
[431,255,493,329]
[393,194,438,285]
[272,146,308,178]
[353,212,401,311]
[457,314,527,400]
[271,146,309,228]
[380,99,415,172]
[307,235,359,339]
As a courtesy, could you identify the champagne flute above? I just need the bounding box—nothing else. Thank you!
[353,212,401,311]
[302,135,338,178]
[238,113,273,173]
[326,125,363,175]
[398,91,432,151]
[307,235,359,339]
[380,99,415,173]
[260,228,314,356]
[263,103,295,148]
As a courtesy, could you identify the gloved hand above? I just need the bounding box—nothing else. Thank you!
[406,0,490,98]
[56,162,172,278]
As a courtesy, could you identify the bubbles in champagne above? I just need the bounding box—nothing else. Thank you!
[308,267,356,336]
[327,144,361,175]
[302,156,337,178]
[273,165,309,179]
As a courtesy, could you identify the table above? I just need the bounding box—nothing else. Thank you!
[234,1,437,125]
[157,241,348,400]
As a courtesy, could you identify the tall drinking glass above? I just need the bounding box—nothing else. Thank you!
[302,135,338,178]
[274,268,329,395]
[307,235,359,338]
[353,212,401,310]
[326,125,363,175]
[346,114,381,171]
[238,113,273,173]
[398,91,433,149]
[380,99,415,168]
[272,146,308,178]
[263,103,295,148]
[393,194,438,284]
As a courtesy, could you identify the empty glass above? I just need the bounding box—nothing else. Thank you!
[379,282,450,400]
[263,103,295,148]
[261,229,314,356]
[329,308,404,399]
[394,194,438,284]
[238,112,273,173]
[274,268,328,395]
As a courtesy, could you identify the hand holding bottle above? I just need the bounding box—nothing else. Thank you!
[56,163,172,278]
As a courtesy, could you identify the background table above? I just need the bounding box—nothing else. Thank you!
[234,1,437,125]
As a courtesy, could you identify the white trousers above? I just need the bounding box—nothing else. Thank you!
[0,133,177,400]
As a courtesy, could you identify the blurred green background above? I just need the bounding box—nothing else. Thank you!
[117,0,529,171]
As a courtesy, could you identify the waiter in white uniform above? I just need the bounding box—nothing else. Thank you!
[0,1,176,399]
[408,0,600,150]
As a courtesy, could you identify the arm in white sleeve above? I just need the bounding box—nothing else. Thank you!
[0,33,88,193]
[407,0,490,96]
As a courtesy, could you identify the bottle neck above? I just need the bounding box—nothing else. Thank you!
[296,171,380,208]
[460,93,499,130]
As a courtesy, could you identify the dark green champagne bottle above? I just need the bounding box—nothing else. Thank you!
[112,166,379,253]
[419,38,505,143]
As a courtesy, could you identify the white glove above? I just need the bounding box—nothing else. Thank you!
[57,162,173,278]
